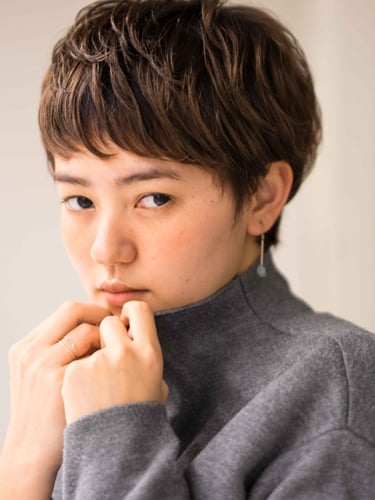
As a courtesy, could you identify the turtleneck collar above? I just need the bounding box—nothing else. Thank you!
[154,251,285,341]
[154,252,292,450]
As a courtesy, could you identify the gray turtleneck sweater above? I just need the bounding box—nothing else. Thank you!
[52,254,375,499]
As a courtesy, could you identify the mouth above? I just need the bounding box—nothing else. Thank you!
[98,281,148,307]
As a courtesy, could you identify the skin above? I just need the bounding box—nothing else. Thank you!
[54,149,261,315]
[0,147,292,499]
[0,302,109,499]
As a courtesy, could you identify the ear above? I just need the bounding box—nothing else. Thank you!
[246,161,293,236]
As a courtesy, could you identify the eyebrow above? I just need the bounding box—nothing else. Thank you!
[52,167,183,187]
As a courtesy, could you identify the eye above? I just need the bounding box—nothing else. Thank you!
[137,193,171,209]
[61,196,94,211]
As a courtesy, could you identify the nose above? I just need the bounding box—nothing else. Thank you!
[90,215,137,266]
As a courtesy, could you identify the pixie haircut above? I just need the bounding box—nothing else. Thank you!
[39,0,321,247]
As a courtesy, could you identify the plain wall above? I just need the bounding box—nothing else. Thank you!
[1,0,374,445]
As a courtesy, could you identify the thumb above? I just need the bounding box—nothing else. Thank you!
[100,315,130,348]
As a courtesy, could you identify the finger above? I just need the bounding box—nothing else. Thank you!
[120,301,158,347]
[100,315,130,349]
[31,302,111,346]
[49,322,102,366]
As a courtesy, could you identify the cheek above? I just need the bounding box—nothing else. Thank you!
[60,217,92,272]
[156,215,229,269]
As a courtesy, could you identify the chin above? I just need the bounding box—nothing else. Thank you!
[89,293,121,316]
[107,305,123,316]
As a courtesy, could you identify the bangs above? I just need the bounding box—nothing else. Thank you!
[38,0,230,172]
[39,49,213,168]
[38,0,321,247]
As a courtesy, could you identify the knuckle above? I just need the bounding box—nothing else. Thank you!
[142,345,162,370]
[60,300,81,317]
[9,340,35,369]
[89,348,107,365]
[100,315,118,329]
[60,300,75,311]
[76,322,96,336]
[111,345,129,366]
[64,360,80,380]
[8,342,21,363]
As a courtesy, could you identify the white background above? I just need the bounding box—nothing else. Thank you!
[1,0,374,444]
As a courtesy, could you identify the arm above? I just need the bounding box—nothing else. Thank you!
[0,452,56,500]
[60,403,190,499]
[249,429,375,499]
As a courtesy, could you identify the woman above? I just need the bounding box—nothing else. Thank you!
[1,1,375,498]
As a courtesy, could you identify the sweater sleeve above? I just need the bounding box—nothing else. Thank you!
[249,428,375,500]
[59,402,191,500]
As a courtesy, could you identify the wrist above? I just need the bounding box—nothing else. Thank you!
[0,445,58,500]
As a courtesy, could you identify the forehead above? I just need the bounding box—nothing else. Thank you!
[52,148,223,190]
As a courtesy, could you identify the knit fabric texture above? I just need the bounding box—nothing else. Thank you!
[52,253,375,499]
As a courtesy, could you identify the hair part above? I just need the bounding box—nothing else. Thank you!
[39,0,322,248]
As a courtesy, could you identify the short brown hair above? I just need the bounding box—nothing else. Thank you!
[39,0,322,247]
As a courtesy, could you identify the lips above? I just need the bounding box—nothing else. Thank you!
[100,282,137,294]
[98,280,148,306]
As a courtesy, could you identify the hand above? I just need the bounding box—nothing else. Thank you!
[1,302,110,479]
[62,301,168,424]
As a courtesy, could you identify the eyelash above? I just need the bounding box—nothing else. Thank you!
[60,196,94,211]
[136,193,171,208]
[60,193,172,211]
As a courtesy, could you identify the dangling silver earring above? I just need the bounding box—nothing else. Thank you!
[256,233,267,278]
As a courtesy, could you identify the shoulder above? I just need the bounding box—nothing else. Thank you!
[239,256,375,444]
[240,253,375,361]
[263,300,375,446]
[303,312,375,446]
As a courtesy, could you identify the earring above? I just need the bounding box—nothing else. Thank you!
[256,233,267,278]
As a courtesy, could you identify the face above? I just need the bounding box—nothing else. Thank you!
[54,148,259,315]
